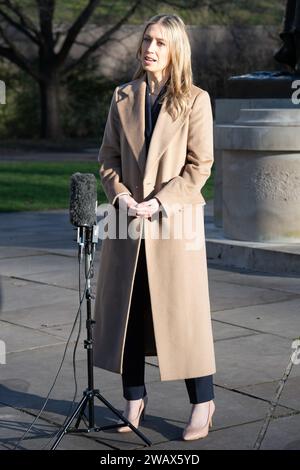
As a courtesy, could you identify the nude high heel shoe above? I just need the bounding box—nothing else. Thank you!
[117,396,148,433]
[182,400,215,441]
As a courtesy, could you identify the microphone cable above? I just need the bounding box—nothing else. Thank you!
[41,249,86,450]
[13,246,95,450]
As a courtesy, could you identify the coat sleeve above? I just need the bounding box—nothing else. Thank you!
[154,90,214,217]
[98,86,133,207]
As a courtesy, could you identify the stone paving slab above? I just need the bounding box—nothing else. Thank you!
[24,270,97,292]
[0,254,79,278]
[67,388,293,451]
[0,343,160,414]
[0,247,48,260]
[0,212,74,250]
[0,299,85,339]
[0,320,65,354]
[1,372,295,450]
[209,266,300,295]
[1,327,298,451]
[212,321,259,342]
[0,275,75,313]
[212,297,300,340]
[35,248,78,258]
[0,405,57,451]
[149,415,300,450]
[213,333,300,389]
[0,150,97,162]
[209,279,296,312]
[3,406,299,451]
[237,375,300,412]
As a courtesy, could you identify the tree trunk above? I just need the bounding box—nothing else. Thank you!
[39,74,63,139]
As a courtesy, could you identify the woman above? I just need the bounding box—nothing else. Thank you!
[93,13,216,441]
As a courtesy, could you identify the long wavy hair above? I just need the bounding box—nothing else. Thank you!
[132,14,193,121]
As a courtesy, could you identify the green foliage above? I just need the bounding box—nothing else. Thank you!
[0,61,40,138]
[49,0,284,26]
[0,161,214,212]
[179,0,284,26]
[1,0,285,26]
[61,59,118,138]
[0,161,106,212]
[0,58,117,139]
[204,164,214,201]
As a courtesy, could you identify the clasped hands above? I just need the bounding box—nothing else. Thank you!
[117,194,160,219]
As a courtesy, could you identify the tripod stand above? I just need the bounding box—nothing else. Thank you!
[51,225,151,449]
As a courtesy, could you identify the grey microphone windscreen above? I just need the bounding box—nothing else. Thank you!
[69,173,97,227]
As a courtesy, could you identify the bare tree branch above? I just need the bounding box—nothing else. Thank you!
[0,6,39,44]
[55,0,100,67]
[37,0,55,47]
[62,0,142,75]
[72,27,136,49]
[162,0,207,7]
[162,0,235,10]
[0,28,40,80]
[0,0,41,40]
[52,21,68,47]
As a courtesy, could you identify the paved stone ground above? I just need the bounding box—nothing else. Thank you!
[0,148,98,162]
[0,202,300,451]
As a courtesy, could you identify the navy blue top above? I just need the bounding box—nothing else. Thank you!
[145,77,169,153]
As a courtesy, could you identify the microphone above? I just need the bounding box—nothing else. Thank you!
[70,173,97,227]
[69,173,99,265]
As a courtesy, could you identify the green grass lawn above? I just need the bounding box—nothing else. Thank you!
[0,161,214,212]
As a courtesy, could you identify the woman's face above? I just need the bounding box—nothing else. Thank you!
[141,23,171,76]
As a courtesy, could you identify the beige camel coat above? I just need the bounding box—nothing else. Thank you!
[93,72,216,381]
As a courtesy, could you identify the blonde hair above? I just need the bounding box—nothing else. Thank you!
[133,14,193,121]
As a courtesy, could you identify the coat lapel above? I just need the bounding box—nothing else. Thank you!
[116,73,192,179]
[116,75,147,176]
[144,93,191,180]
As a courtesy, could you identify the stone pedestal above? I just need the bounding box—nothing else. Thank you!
[214,71,300,242]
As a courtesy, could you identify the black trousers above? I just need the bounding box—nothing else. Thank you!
[121,239,214,404]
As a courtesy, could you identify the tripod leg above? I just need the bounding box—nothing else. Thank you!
[81,412,89,427]
[49,233,152,449]
[51,394,89,450]
[94,392,152,447]
[74,402,88,429]
[76,408,89,427]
